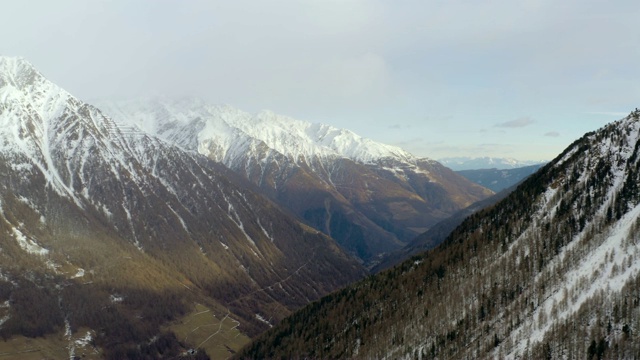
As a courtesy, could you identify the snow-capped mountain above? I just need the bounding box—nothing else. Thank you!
[0,57,365,358]
[239,110,640,359]
[439,156,547,170]
[97,97,416,165]
[99,98,493,264]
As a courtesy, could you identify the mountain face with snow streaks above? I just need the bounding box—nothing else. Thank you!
[99,98,493,264]
[0,57,365,358]
[239,111,640,359]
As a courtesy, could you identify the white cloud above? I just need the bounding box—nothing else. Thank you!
[496,117,535,128]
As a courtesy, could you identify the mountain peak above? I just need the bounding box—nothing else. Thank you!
[0,56,33,70]
[98,98,422,165]
[0,56,42,90]
[0,56,72,123]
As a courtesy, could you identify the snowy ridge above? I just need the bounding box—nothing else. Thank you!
[96,96,494,262]
[0,58,174,198]
[0,57,260,253]
[1,58,104,194]
[96,97,422,167]
[489,114,640,358]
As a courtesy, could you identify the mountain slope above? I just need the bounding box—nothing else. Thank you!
[372,186,515,273]
[0,57,365,358]
[98,98,493,263]
[457,164,545,192]
[238,110,640,359]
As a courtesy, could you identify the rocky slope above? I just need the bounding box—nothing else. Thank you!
[98,98,493,263]
[0,57,365,359]
[238,110,640,359]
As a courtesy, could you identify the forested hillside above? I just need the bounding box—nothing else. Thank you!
[238,111,640,359]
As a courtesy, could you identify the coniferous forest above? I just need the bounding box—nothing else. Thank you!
[238,112,640,359]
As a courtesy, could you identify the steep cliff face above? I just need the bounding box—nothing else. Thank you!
[239,111,640,359]
[99,98,492,263]
[0,57,365,358]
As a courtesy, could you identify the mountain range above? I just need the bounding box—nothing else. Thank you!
[457,164,545,192]
[6,54,633,360]
[97,98,493,264]
[439,156,547,171]
[0,57,368,359]
[0,56,504,359]
[239,110,640,359]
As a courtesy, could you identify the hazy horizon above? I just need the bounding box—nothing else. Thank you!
[3,1,638,161]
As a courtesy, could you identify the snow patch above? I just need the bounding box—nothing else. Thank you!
[75,331,93,347]
[255,313,273,328]
[257,219,274,242]
[72,268,85,279]
[12,227,48,255]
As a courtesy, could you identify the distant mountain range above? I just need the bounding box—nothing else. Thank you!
[98,98,492,264]
[240,110,640,359]
[457,164,545,192]
[439,156,547,170]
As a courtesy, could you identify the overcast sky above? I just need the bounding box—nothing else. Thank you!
[3,0,639,161]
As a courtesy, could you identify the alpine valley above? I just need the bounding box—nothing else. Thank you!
[97,98,493,265]
[0,57,370,359]
[239,111,640,359]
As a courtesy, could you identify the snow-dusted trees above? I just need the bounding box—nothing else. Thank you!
[238,113,640,360]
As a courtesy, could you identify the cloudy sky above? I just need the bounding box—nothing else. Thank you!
[3,1,638,161]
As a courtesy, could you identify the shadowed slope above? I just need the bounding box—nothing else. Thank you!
[99,98,493,264]
[238,110,640,359]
